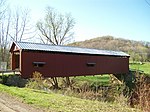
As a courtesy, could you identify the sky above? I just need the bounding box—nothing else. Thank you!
[8,0,150,42]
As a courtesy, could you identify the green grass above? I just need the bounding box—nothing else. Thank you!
[74,75,110,86]
[0,84,140,112]
[129,62,150,75]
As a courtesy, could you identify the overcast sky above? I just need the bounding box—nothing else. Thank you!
[8,0,150,42]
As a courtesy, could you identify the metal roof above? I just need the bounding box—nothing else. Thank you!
[14,41,129,57]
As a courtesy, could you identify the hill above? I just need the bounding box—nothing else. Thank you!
[69,36,150,62]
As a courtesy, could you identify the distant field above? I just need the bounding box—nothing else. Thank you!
[0,84,140,112]
[129,62,150,75]
[74,75,110,86]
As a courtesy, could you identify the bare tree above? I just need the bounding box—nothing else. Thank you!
[0,6,35,67]
[9,8,35,42]
[37,7,75,88]
[37,7,75,45]
[0,0,9,62]
[0,0,6,20]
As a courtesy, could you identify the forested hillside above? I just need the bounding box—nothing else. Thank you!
[69,36,150,62]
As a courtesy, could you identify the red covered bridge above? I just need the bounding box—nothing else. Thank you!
[10,41,130,78]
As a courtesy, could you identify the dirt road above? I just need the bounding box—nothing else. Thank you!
[0,92,44,112]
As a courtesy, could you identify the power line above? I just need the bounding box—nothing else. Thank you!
[145,0,150,7]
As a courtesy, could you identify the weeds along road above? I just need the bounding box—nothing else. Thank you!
[0,92,44,112]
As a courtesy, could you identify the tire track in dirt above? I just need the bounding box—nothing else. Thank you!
[0,92,44,112]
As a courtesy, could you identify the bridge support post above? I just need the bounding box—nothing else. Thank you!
[113,72,136,95]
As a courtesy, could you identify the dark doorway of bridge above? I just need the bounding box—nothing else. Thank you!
[15,53,20,69]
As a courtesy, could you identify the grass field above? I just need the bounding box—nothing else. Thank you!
[129,62,150,75]
[73,75,110,86]
[0,84,140,112]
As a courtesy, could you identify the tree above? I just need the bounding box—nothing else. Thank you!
[9,8,35,42]
[0,6,34,67]
[37,7,75,88]
[0,0,6,20]
[0,0,9,63]
[147,48,150,61]
[0,12,11,62]
[37,7,75,45]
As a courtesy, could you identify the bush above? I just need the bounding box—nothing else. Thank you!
[59,77,129,103]
[130,75,150,111]
[0,75,9,84]
[6,75,27,87]
[26,71,51,92]
[0,74,27,87]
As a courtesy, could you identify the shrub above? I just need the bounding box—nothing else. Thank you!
[130,75,150,111]
[0,74,27,87]
[26,71,45,90]
[26,71,53,92]
[0,75,9,84]
[6,75,27,87]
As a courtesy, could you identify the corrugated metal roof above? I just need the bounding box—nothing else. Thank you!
[14,41,130,57]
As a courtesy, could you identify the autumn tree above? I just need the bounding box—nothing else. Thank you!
[37,7,75,88]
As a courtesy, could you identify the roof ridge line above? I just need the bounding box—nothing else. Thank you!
[13,41,130,57]
[15,41,124,53]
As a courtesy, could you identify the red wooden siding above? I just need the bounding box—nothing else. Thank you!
[19,51,129,78]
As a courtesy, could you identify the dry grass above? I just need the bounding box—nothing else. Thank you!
[130,75,150,112]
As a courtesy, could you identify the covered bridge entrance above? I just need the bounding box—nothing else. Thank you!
[10,42,130,78]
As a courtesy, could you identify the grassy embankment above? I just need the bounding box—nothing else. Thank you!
[0,84,140,112]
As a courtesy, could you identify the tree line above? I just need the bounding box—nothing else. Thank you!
[70,36,150,63]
